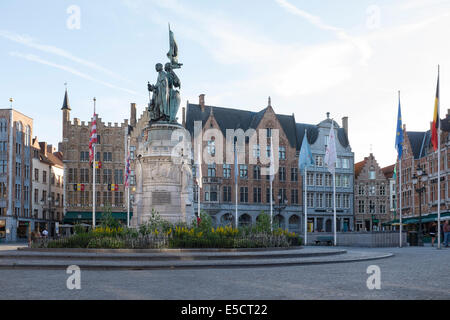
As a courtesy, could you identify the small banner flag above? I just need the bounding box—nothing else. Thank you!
[89,113,97,164]
[324,121,337,175]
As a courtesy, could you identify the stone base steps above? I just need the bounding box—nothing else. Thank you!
[0,248,393,270]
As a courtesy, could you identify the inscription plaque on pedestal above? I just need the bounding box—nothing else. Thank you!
[152,191,171,205]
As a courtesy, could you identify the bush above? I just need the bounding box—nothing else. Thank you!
[87,237,125,249]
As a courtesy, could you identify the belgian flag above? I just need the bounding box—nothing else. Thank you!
[431,66,440,151]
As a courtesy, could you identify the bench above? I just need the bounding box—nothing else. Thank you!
[315,236,334,246]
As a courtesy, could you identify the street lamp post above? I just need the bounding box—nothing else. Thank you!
[412,165,428,247]
[274,195,288,229]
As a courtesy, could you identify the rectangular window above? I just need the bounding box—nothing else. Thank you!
[307,193,314,208]
[239,165,248,179]
[114,169,124,184]
[307,173,314,186]
[115,191,124,206]
[278,188,287,202]
[316,193,323,208]
[279,167,286,182]
[103,152,112,162]
[223,164,231,179]
[359,200,365,213]
[208,164,216,177]
[103,191,112,206]
[279,146,286,160]
[253,187,262,203]
[103,169,112,184]
[43,170,47,183]
[253,166,261,180]
[291,168,298,182]
[291,189,299,204]
[80,168,89,183]
[326,193,332,207]
[240,187,248,203]
[344,194,350,209]
[223,186,231,202]
[253,145,260,159]
[325,174,332,187]
[315,155,323,167]
[316,173,323,186]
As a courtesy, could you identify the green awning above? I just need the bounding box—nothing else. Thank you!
[383,212,450,226]
[64,211,133,223]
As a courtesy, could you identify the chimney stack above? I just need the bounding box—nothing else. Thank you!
[39,142,48,157]
[130,103,136,127]
[182,106,186,127]
[199,94,205,112]
[342,116,348,137]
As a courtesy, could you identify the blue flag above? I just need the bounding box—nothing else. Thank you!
[298,129,314,173]
[395,95,404,159]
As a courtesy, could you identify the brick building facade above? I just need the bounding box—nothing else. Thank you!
[185,95,354,233]
[60,90,131,225]
[396,110,450,226]
[354,154,391,231]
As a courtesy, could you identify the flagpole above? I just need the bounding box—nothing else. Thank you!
[333,171,337,246]
[437,64,441,249]
[399,156,402,247]
[235,143,238,229]
[304,166,307,245]
[126,138,130,228]
[235,179,238,229]
[92,97,96,229]
[270,179,273,232]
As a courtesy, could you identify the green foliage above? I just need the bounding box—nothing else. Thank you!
[255,212,271,233]
[194,212,213,233]
[100,206,120,229]
[73,224,87,235]
[139,209,172,235]
[35,210,303,249]
[87,237,125,249]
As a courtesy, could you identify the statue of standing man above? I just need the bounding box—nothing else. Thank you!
[148,24,182,123]
[148,63,169,121]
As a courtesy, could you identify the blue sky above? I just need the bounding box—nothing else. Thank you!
[1,0,450,167]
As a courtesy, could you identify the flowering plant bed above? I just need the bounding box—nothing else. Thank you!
[32,212,302,249]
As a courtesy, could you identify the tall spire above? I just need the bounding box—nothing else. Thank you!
[268,96,272,107]
[61,84,71,110]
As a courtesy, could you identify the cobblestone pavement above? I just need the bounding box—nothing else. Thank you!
[0,246,448,300]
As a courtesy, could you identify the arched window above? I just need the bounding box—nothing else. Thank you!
[288,215,300,233]
[220,213,234,227]
[238,214,252,227]
[16,121,22,133]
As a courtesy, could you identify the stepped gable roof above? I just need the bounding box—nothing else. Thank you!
[354,158,367,178]
[382,164,395,179]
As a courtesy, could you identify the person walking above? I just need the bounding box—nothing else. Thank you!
[429,222,437,247]
[443,220,450,248]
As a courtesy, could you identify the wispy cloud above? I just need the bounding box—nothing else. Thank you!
[9,52,141,96]
[274,0,372,65]
[0,30,128,82]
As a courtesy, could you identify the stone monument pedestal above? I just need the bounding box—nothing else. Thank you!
[132,123,193,226]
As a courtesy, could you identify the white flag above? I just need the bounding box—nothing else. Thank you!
[324,121,337,175]
[197,146,203,189]
[269,136,275,182]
